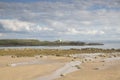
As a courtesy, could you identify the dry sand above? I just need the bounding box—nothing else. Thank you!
[56,53,120,80]
[0,56,70,80]
[0,53,120,80]
[56,63,120,80]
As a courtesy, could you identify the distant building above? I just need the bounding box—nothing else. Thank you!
[59,39,62,42]
[55,39,62,42]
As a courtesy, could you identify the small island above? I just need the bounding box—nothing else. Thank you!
[0,39,104,46]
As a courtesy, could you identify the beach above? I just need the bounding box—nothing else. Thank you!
[56,53,120,80]
[0,55,70,80]
[0,0,120,79]
[0,50,120,80]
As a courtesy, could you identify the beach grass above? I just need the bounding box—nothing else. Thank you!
[0,48,120,57]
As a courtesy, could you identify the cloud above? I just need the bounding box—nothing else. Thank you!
[0,33,4,36]
[66,28,105,35]
[0,0,119,40]
[0,19,35,32]
[80,21,92,25]
[0,19,53,33]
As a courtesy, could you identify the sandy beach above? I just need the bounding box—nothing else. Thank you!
[55,53,120,80]
[0,0,120,79]
[0,52,120,80]
[0,56,70,80]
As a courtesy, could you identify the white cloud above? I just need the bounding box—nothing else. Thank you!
[80,21,92,25]
[36,25,53,31]
[0,19,53,32]
[0,0,119,40]
[0,19,35,31]
[66,28,105,35]
[67,28,79,34]
[0,33,4,36]
[86,30,104,35]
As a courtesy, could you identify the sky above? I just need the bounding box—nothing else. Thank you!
[0,0,120,41]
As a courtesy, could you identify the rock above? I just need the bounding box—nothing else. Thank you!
[82,60,85,63]
[75,65,81,69]
[93,67,99,70]
[71,59,74,61]
[60,73,65,77]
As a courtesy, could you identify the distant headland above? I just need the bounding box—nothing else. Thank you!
[0,39,104,46]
